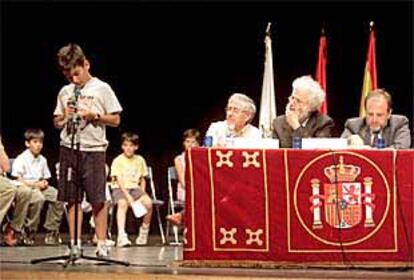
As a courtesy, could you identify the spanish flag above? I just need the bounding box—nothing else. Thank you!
[359,22,377,117]
[315,29,327,114]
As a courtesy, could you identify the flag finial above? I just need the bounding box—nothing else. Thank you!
[266,22,272,36]
[369,21,374,30]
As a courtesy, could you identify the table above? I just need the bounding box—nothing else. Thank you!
[183,148,413,268]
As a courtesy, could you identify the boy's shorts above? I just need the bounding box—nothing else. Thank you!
[57,146,106,204]
[112,188,145,204]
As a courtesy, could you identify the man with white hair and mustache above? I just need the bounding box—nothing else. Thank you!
[272,75,335,148]
[206,93,262,147]
[166,93,261,227]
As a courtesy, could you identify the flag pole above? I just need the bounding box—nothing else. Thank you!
[359,21,377,117]
[265,22,272,35]
[316,26,328,114]
[259,22,277,138]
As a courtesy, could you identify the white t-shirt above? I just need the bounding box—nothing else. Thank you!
[12,149,51,182]
[206,121,262,146]
[53,77,123,152]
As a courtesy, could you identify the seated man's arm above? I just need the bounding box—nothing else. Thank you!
[390,116,411,149]
[340,120,353,139]
[340,119,365,147]
[271,119,280,140]
[290,117,334,138]
[206,122,223,147]
[0,139,10,173]
[315,118,335,137]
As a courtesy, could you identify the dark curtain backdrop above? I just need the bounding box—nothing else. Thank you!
[1,1,413,232]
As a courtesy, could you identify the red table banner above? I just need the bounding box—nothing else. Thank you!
[183,148,413,268]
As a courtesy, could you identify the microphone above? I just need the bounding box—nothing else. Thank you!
[74,85,81,101]
[66,85,82,132]
[67,85,81,110]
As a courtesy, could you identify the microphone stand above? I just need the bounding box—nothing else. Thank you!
[31,89,129,267]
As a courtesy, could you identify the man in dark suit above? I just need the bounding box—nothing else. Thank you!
[341,89,411,149]
[272,75,334,148]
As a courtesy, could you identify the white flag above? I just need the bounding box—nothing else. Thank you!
[259,23,277,138]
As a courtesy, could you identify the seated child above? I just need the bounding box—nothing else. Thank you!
[12,128,65,245]
[111,132,153,247]
[166,129,201,227]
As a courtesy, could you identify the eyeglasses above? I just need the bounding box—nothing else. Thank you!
[288,95,305,105]
[225,106,245,114]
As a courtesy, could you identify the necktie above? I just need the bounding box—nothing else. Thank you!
[372,131,380,147]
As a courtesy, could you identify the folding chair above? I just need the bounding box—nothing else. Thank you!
[147,166,166,244]
[166,166,184,245]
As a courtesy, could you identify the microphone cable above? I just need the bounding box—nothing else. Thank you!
[329,149,354,269]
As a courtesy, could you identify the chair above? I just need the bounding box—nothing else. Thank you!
[166,166,184,245]
[147,166,166,244]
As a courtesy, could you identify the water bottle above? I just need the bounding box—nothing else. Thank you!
[292,136,302,149]
[375,137,385,149]
[203,136,213,147]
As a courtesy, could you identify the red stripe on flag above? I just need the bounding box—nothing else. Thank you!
[316,33,328,114]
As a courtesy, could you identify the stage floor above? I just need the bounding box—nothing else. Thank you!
[0,237,412,279]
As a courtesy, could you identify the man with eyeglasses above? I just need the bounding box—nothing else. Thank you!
[206,93,261,147]
[272,75,334,148]
[341,89,411,149]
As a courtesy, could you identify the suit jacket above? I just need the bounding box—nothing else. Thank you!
[272,111,335,148]
[340,114,411,149]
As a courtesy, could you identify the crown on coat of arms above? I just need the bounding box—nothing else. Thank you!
[324,156,361,183]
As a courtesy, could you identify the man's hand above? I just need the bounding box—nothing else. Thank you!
[348,134,364,148]
[285,106,300,130]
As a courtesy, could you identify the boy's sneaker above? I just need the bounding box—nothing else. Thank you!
[2,223,17,246]
[135,226,149,245]
[66,243,82,258]
[166,213,183,226]
[117,233,131,247]
[44,231,62,245]
[23,230,35,246]
[96,245,110,258]
[92,234,115,247]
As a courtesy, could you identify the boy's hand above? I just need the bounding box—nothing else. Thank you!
[65,106,76,118]
[79,108,96,122]
[41,180,49,189]
[35,180,48,190]
[126,193,134,205]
